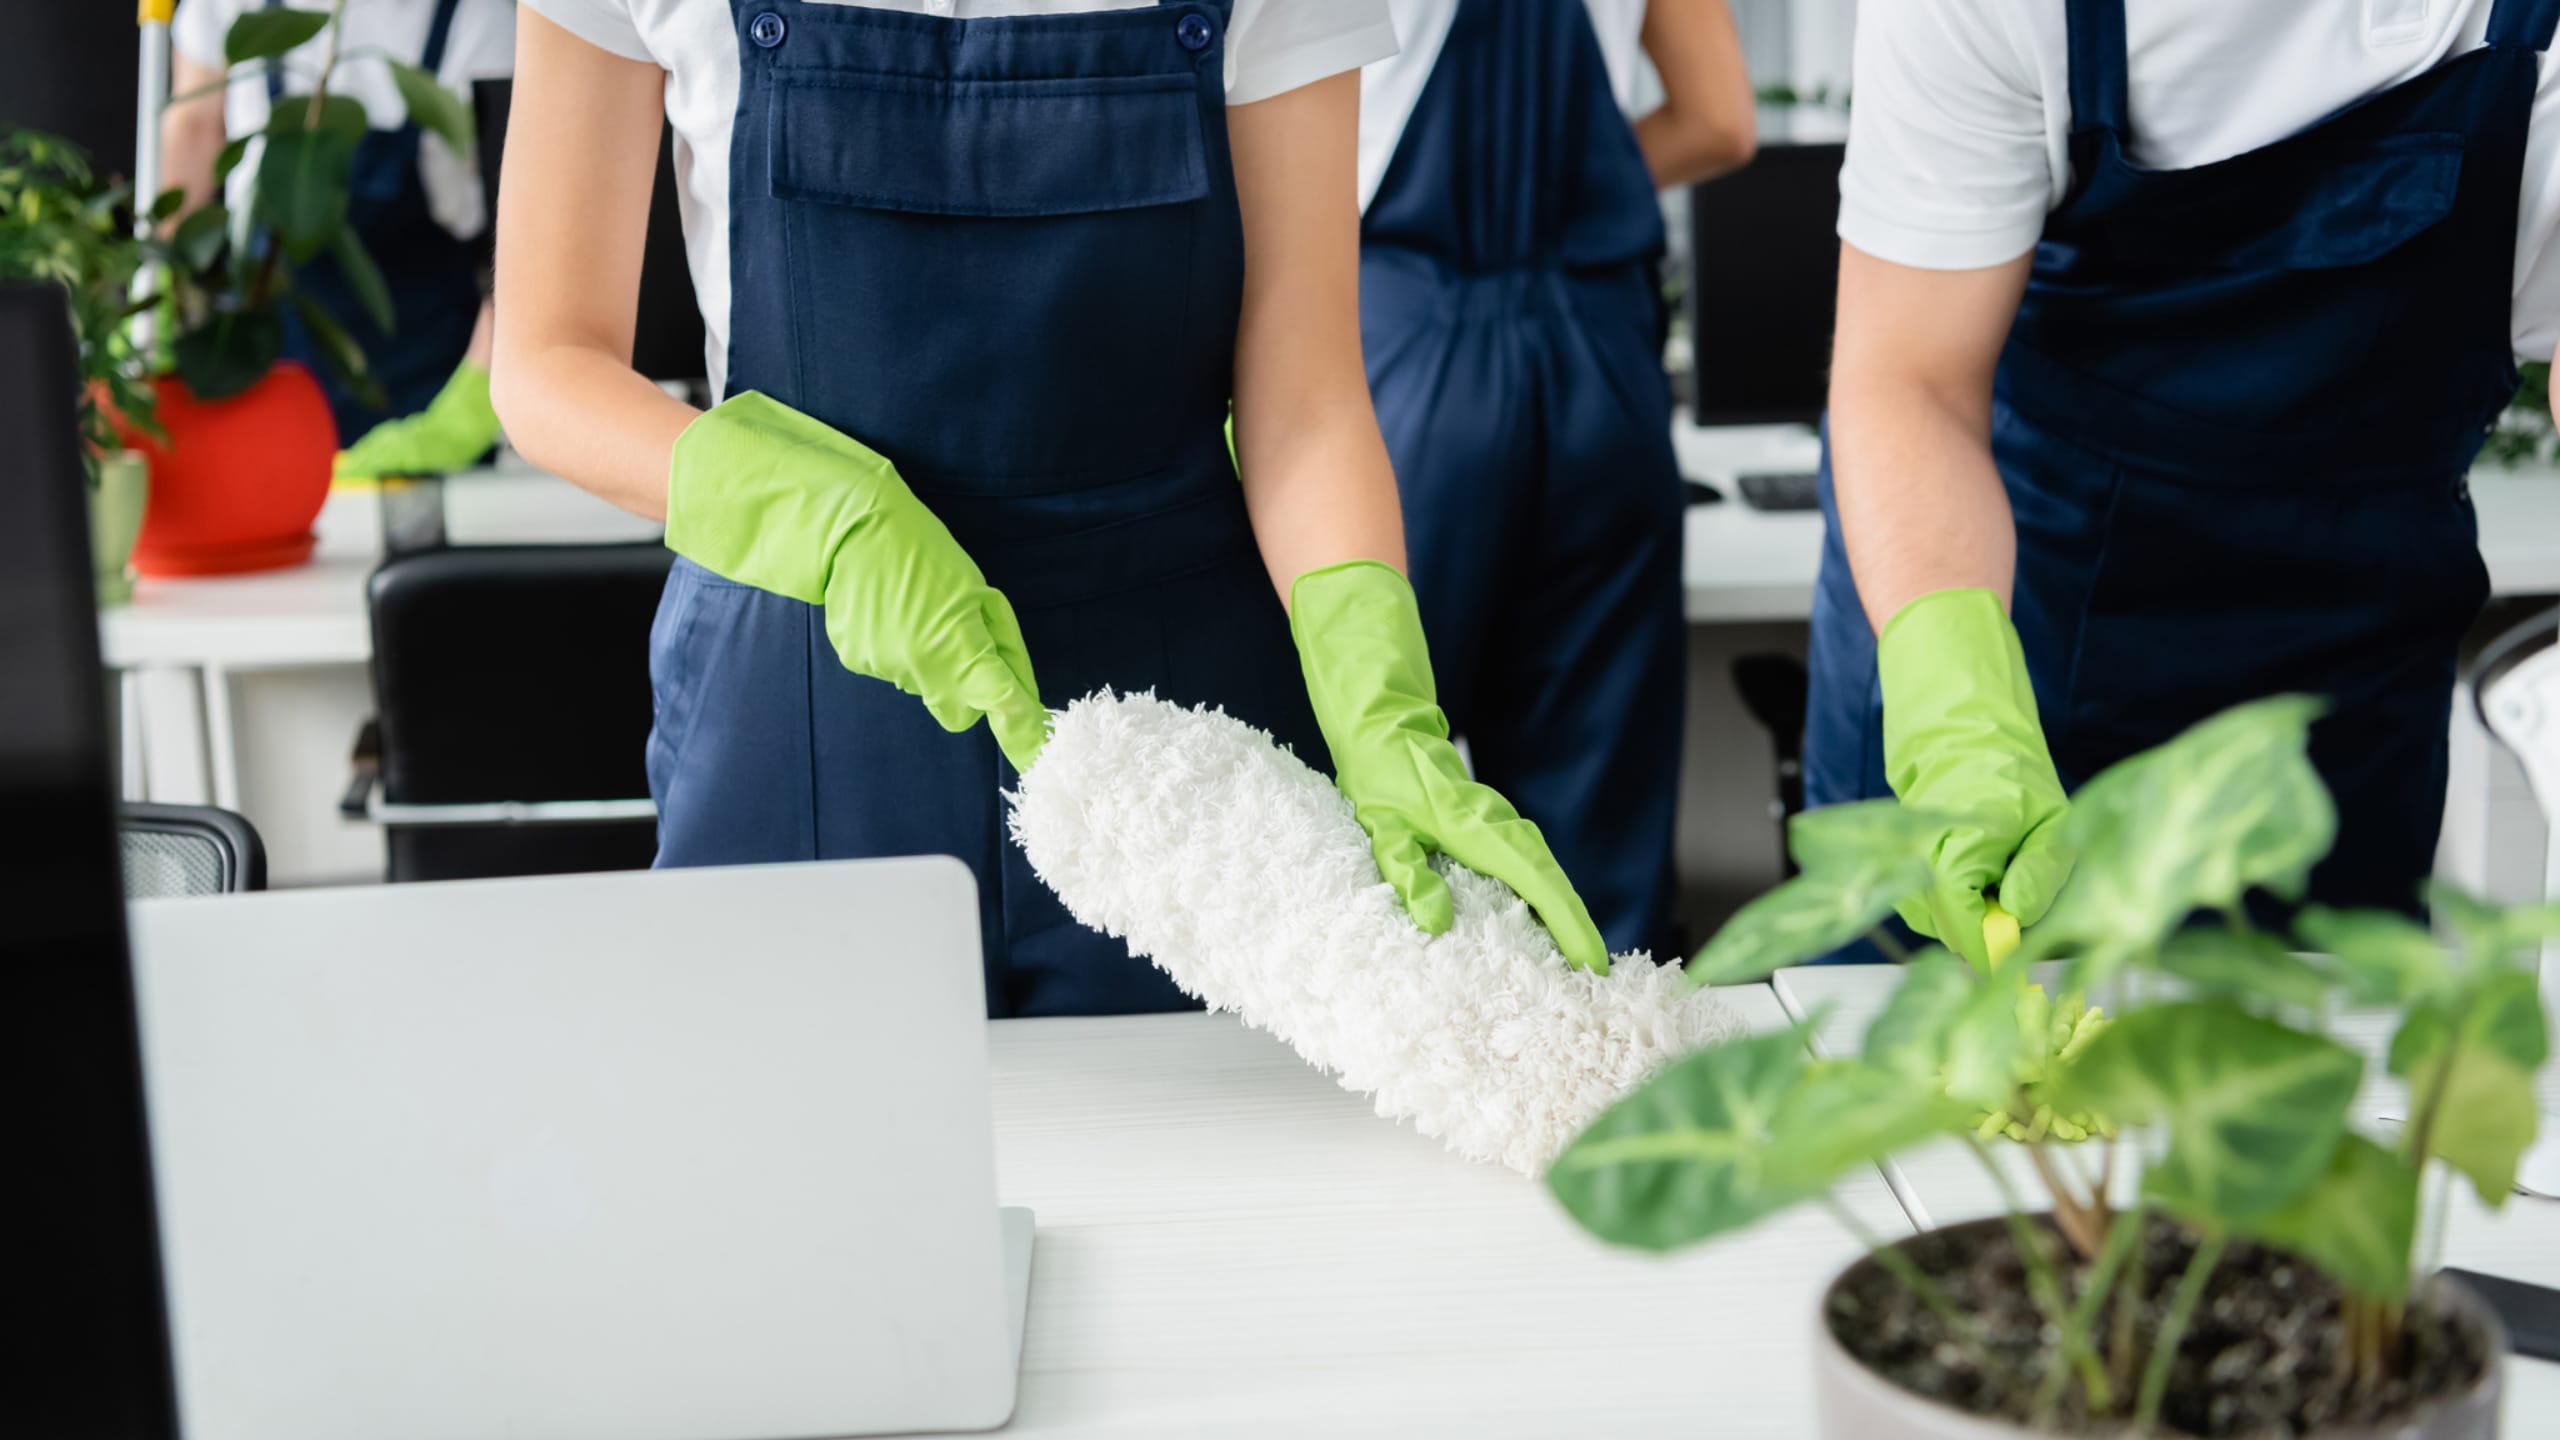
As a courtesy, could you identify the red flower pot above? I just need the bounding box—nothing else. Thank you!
[119,363,337,577]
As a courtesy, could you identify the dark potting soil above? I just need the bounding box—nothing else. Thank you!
[1824,1216,2490,1438]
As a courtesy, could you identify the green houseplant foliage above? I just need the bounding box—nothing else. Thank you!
[2479,363,2552,469]
[0,131,168,485]
[159,2,475,405]
[1549,696,2554,1433]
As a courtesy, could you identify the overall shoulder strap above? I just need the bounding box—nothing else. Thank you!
[2064,0,2132,135]
[2487,0,2560,51]
[420,0,468,77]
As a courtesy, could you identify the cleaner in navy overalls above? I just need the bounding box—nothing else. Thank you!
[1355,0,1755,959]
[489,0,1615,1015]
[1805,0,2560,966]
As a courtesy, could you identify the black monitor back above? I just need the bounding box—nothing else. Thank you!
[0,284,180,1437]
[474,79,706,386]
[1687,141,1845,427]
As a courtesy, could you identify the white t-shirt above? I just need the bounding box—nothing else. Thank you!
[522,0,1395,393]
[173,0,518,241]
[1356,0,1648,211]
[1838,0,2560,361]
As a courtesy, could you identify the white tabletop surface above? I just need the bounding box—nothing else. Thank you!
[1769,963,2560,1431]
[961,987,1915,1439]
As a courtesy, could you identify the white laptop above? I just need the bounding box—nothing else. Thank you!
[127,857,1032,1440]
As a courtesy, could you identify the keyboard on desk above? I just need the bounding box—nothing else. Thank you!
[1738,470,1823,513]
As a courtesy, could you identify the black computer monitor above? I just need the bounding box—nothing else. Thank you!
[474,80,707,387]
[1,283,180,1437]
[1687,139,1845,427]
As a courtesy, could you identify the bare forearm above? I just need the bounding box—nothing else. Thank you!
[1827,372,2014,631]
[1634,0,1757,188]
[160,56,231,220]
[1235,386,1405,594]
[490,343,692,520]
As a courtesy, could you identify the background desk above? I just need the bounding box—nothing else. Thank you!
[97,435,2560,889]
[950,986,1911,1439]
[1768,963,2560,1434]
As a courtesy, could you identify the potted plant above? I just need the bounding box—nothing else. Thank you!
[1549,696,2551,1438]
[122,2,473,575]
[0,131,169,603]
[2481,363,2553,469]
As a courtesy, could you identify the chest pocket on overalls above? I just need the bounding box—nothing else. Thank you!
[767,73,1212,490]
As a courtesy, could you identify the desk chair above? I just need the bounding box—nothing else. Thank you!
[118,803,267,898]
[2473,605,2560,952]
[346,543,670,882]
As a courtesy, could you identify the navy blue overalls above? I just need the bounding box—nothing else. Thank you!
[1805,0,2554,919]
[647,0,1328,1016]
[1360,0,1685,959]
[268,0,486,442]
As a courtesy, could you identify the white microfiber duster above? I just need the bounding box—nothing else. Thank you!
[1007,690,1747,1176]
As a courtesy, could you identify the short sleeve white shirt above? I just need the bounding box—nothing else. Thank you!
[172,0,518,241]
[517,0,1396,391]
[1837,0,2560,361]
[1355,0,1648,211]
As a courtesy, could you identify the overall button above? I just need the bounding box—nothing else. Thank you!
[749,12,787,48]
[1176,11,1215,51]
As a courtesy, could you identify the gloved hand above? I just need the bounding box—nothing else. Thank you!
[334,360,502,480]
[666,392,1048,771]
[1878,587,2075,971]
[1290,560,1610,974]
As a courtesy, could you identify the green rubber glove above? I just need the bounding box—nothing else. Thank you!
[334,360,502,479]
[666,392,1048,772]
[1878,588,2076,971]
[1290,560,1610,974]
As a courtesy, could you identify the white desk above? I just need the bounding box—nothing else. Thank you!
[1768,963,2560,1432]
[962,987,1913,1439]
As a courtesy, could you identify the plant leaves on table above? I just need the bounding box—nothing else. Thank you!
[2294,906,2451,1005]
[171,307,284,401]
[2425,882,2560,973]
[223,7,331,65]
[1941,964,2029,1110]
[2391,969,2550,1204]
[388,61,476,154]
[1860,950,1975,1077]
[2024,696,2335,991]
[1546,1028,1822,1251]
[1684,801,1941,985]
[2054,1001,2363,1225]
[2242,1134,2419,1303]
[2156,927,2333,1011]
[254,127,355,262]
[1763,1059,1971,1190]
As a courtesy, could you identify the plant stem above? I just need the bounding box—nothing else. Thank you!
[1867,926,1912,964]
[2026,1141,2104,1258]
[1966,1137,2111,1405]
[2136,1227,2226,1431]
[2033,1205,2141,1422]
[2403,997,2471,1171]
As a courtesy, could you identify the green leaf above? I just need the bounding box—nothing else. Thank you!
[148,186,189,224]
[1762,1059,1971,1189]
[212,134,254,190]
[2294,906,2450,1005]
[2156,928,2333,1011]
[330,227,395,334]
[172,308,285,401]
[387,61,476,154]
[1859,951,1975,1077]
[172,204,230,273]
[1684,801,1943,985]
[2055,1002,2363,1224]
[253,127,354,261]
[2392,971,2549,1203]
[1546,1028,1819,1250]
[223,7,331,65]
[2029,696,2336,990]
[1942,964,2028,1109]
[2243,1135,2418,1302]
[290,291,383,409]
[2425,882,2560,973]
[267,92,372,143]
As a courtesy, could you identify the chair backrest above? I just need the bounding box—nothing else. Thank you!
[2472,605,2560,973]
[366,542,673,882]
[120,803,268,897]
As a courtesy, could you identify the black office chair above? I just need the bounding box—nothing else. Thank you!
[118,802,267,897]
[346,543,672,882]
[1732,653,1812,879]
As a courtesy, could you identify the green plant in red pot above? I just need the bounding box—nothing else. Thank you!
[129,2,472,576]
[1549,697,2551,1439]
[0,130,169,602]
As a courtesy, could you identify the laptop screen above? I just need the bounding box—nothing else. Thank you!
[0,282,180,1438]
